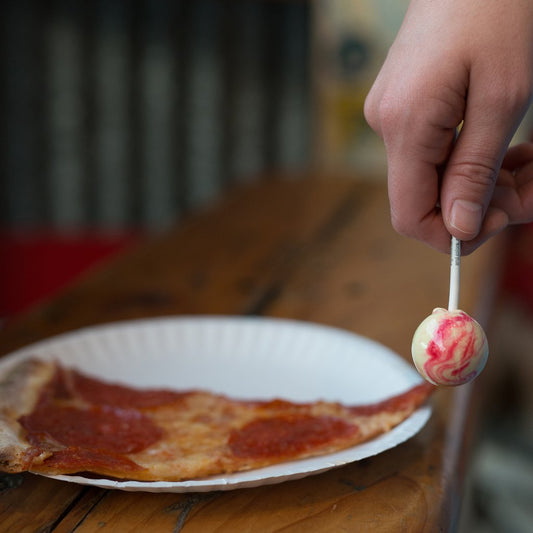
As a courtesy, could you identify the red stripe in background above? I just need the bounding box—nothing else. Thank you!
[501,222,533,315]
[0,229,139,318]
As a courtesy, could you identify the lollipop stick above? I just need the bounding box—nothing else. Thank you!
[448,236,461,311]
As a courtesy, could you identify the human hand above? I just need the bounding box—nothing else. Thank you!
[364,0,533,254]
[491,142,533,226]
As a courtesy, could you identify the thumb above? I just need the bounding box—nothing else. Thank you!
[441,101,525,241]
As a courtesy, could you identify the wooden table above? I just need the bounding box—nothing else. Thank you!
[0,177,501,532]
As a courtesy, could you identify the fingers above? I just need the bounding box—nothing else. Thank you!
[365,77,465,253]
[440,128,506,241]
[460,152,533,253]
[364,1,533,254]
[502,143,533,170]
[491,161,533,225]
[387,161,452,254]
[364,47,466,253]
[440,77,531,242]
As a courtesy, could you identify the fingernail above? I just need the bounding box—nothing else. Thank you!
[450,200,483,236]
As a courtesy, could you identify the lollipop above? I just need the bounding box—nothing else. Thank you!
[411,237,489,386]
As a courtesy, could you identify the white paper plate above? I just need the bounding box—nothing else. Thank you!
[0,316,431,492]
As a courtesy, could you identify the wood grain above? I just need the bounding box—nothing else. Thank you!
[0,177,501,532]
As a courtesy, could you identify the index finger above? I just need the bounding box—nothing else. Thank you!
[387,156,453,253]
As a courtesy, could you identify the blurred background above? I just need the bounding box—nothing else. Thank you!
[0,0,409,316]
[1,1,532,530]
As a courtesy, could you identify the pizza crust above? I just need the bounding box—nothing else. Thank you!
[0,359,56,472]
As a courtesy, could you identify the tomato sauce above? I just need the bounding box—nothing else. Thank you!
[17,366,168,473]
[229,414,358,458]
[71,371,189,409]
[19,403,161,454]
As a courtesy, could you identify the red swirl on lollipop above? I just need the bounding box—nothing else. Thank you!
[411,238,489,386]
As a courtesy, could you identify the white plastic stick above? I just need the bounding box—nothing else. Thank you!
[448,236,461,311]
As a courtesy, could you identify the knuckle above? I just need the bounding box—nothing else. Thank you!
[364,89,413,137]
[450,158,498,189]
[363,92,379,131]
[465,162,497,184]
[375,94,405,131]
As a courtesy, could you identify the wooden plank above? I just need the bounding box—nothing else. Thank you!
[172,181,497,531]
[52,488,107,533]
[69,491,216,532]
[181,471,431,533]
[0,177,360,532]
[265,176,498,357]
[247,182,499,530]
[0,473,84,533]
[0,178,359,356]
[0,177,500,532]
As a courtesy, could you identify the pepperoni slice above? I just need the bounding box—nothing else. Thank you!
[19,403,161,454]
[229,414,359,459]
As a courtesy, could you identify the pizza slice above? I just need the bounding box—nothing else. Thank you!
[0,358,433,481]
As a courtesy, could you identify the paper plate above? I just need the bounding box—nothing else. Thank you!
[0,316,431,492]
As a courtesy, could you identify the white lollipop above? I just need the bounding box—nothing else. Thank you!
[411,237,488,386]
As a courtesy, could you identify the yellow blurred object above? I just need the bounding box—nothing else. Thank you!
[312,0,409,176]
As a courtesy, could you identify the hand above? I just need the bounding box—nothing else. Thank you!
[492,142,533,226]
[364,0,533,254]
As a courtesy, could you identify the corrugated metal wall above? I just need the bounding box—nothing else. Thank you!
[1,0,311,230]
